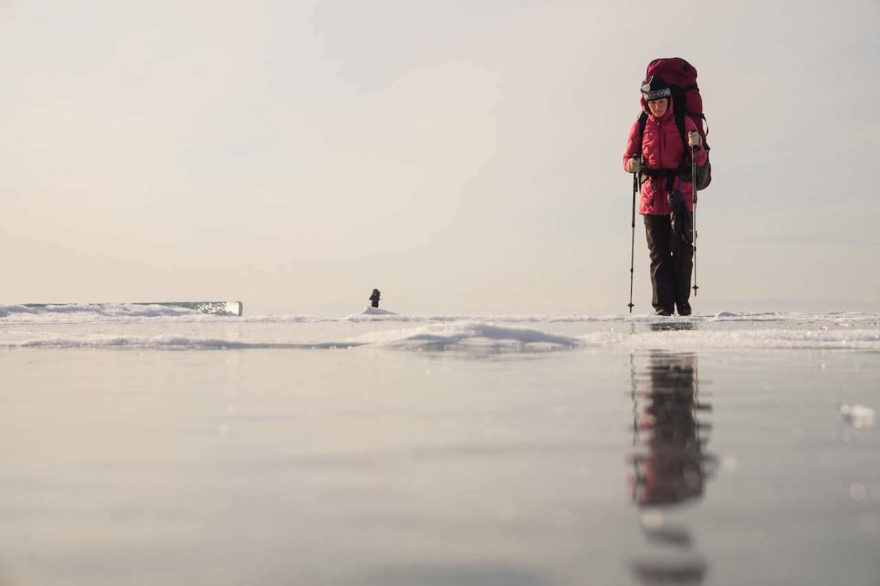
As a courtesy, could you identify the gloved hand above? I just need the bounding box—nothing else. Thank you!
[627,158,642,173]
[687,131,701,147]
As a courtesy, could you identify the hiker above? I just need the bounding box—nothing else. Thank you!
[623,76,708,316]
[369,289,381,308]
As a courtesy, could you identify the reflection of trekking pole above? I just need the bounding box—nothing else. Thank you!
[628,159,639,313]
[691,147,699,297]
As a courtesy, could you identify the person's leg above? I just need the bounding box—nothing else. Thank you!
[644,215,674,314]
[670,213,694,315]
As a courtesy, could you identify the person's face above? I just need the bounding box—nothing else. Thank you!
[647,98,668,117]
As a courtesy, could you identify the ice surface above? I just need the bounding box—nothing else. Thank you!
[0,306,878,586]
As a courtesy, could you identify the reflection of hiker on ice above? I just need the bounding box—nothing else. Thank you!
[369,289,381,308]
[623,59,711,317]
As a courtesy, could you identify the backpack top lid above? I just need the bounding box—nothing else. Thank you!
[646,58,697,89]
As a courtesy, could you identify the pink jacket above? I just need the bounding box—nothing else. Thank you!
[623,97,708,215]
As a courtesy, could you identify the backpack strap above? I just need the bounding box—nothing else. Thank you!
[637,111,647,148]
[698,113,709,142]
[674,109,691,171]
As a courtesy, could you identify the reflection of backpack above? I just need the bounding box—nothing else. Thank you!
[637,57,711,190]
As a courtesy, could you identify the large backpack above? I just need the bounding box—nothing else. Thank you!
[638,57,711,190]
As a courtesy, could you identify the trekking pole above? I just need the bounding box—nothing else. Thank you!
[691,146,699,296]
[628,158,639,313]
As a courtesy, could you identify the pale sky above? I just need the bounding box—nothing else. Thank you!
[2,0,878,314]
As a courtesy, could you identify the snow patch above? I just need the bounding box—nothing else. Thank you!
[4,336,361,350]
[354,306,399,317]
[0,303,232,322]
[349,321,584,351]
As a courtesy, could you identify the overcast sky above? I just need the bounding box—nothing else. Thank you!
[1,0,878,314]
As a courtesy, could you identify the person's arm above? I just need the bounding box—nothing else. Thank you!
[623,118,642,172]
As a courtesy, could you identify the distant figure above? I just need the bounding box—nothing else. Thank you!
[369,289,381,308]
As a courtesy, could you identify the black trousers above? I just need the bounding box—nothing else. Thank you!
[644,214,693,312]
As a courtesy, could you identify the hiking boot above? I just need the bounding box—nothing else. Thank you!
[655,308,672,317]
[676,302,692,316]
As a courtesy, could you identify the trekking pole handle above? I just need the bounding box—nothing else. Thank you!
[630,155,642,174]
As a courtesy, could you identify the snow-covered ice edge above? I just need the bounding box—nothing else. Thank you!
[3,320,878,352]
[2,303,877,325]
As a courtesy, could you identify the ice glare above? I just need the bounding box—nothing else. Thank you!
[840,404,875,429]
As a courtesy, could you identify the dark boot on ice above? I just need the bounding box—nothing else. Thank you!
[655,307,673,317]
[676,301,692,316]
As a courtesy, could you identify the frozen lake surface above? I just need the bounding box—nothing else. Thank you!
[0,306,878,585]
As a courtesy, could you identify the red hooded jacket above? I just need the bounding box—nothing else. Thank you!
[622,96,708,215]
